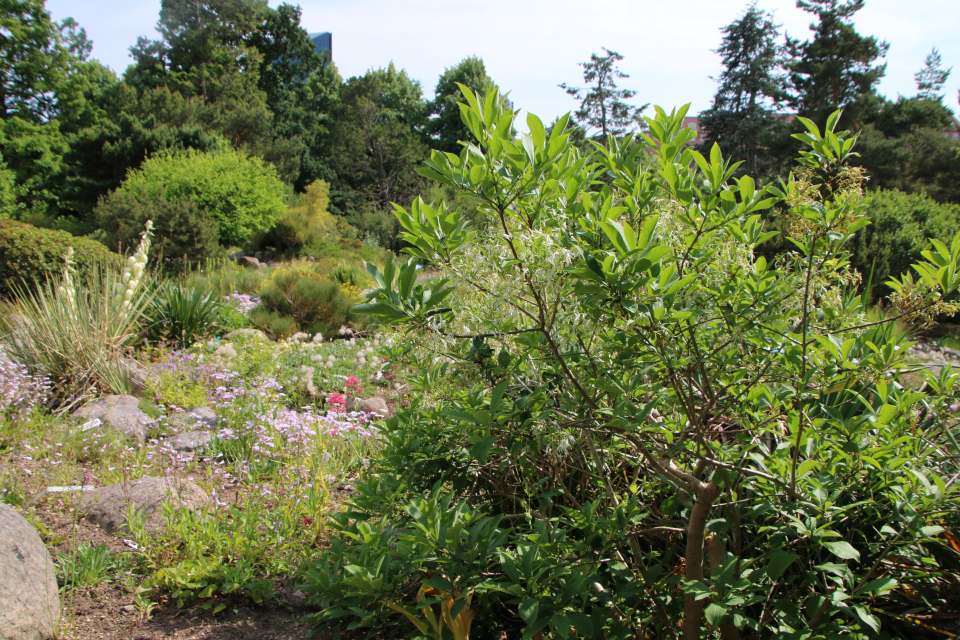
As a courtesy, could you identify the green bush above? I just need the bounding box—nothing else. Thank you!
[0,219,118,298]
[253,179,338,256]
[304,96,960,638]
[95,190,221,269]
[850,189,960,299]
[99,147,286,248]
[250,267,362,338]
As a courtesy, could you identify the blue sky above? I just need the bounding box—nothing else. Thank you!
[48,0,960,122]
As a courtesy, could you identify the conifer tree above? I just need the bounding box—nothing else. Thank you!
[786,0,888,125]
[914,48,952,101]
[560,48,645,141]
[698,3,787,176]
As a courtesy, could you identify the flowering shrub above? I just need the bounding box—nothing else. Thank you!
[224,292,260,314]
[309,94,960,639]
[0,352,50,423]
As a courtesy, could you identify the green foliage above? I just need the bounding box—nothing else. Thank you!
[786,0,888,125]
[0,149,20,219]
[251,267,362,338]
[57,542,114,590]
[253,179,337,255]
[914,48,952,101]
[182,259,267,297]
[429,56,496,154]
[851,189,960,299]
[330,63,430,248]
[698,3,789,177]
[146,283,223,349]
[1,116,67,220]
[0,218,117,298]
[1,235,154,402]
[102,147,286,248]
[560,48,645,140]
[0,0,90,123]
[853,95,960,203]
[306,91,960,638]
[95,190,221,269]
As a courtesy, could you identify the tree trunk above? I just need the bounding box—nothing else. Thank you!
[682,481,721,640]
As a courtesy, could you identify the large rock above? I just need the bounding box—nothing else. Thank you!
[0,504,59,640]
[72,395,156,444]
[79,477,208,534]
[238,256,261,269]
[168,407,218,430]
[346,396,389,415]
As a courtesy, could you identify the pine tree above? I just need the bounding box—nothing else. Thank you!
[915,48,952,101]
[786,0,888,125]
[560,48,645,141]
[698,3,788,176]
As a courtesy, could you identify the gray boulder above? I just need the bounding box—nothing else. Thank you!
[227,250,245,262]
[79,476,208,534]
[347,396,389,415]
[238,256,261,269]
[168,407,218,430]
[0,504,59,640]
[170,431,214,452]
[72,395,155,444]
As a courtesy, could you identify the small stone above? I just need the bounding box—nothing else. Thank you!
[73,396,155,444]
[170,431,214,452]
[121,605,136,613]
[169,407,218,430]
[354,397,388,415]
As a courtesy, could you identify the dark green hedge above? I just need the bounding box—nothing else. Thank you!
[850,189,960,299]
[0,219,119,298]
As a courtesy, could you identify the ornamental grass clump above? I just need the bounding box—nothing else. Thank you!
[1,221,156,404]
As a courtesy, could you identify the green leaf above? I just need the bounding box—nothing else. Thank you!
[704,603,728,627]
[518,598,539,624]
[823,541,860,561]
[471,435,498,464]
[765,550,799,580]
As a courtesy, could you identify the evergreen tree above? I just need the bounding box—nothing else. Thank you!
[125,0,300,180]
[428,56,495,154]
[249,3,343,191]
[914,48,952,101]
[560,48,645,140]
[329,64,429,248]
[785,0,888,125]
[698,3,788,176]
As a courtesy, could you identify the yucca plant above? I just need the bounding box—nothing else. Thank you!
[146,283,223,349]
[1,222,155,406]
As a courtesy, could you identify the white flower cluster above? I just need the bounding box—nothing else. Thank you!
[116,220,154,312]
[58,246,77,311]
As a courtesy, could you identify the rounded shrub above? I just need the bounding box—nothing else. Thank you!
[95,190,221,269]
[96,147,286,248]
[850,189,960,299]
[250,267,364,338]
[0,219,118,298]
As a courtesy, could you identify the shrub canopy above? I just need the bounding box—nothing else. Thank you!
[97,147,286,248]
